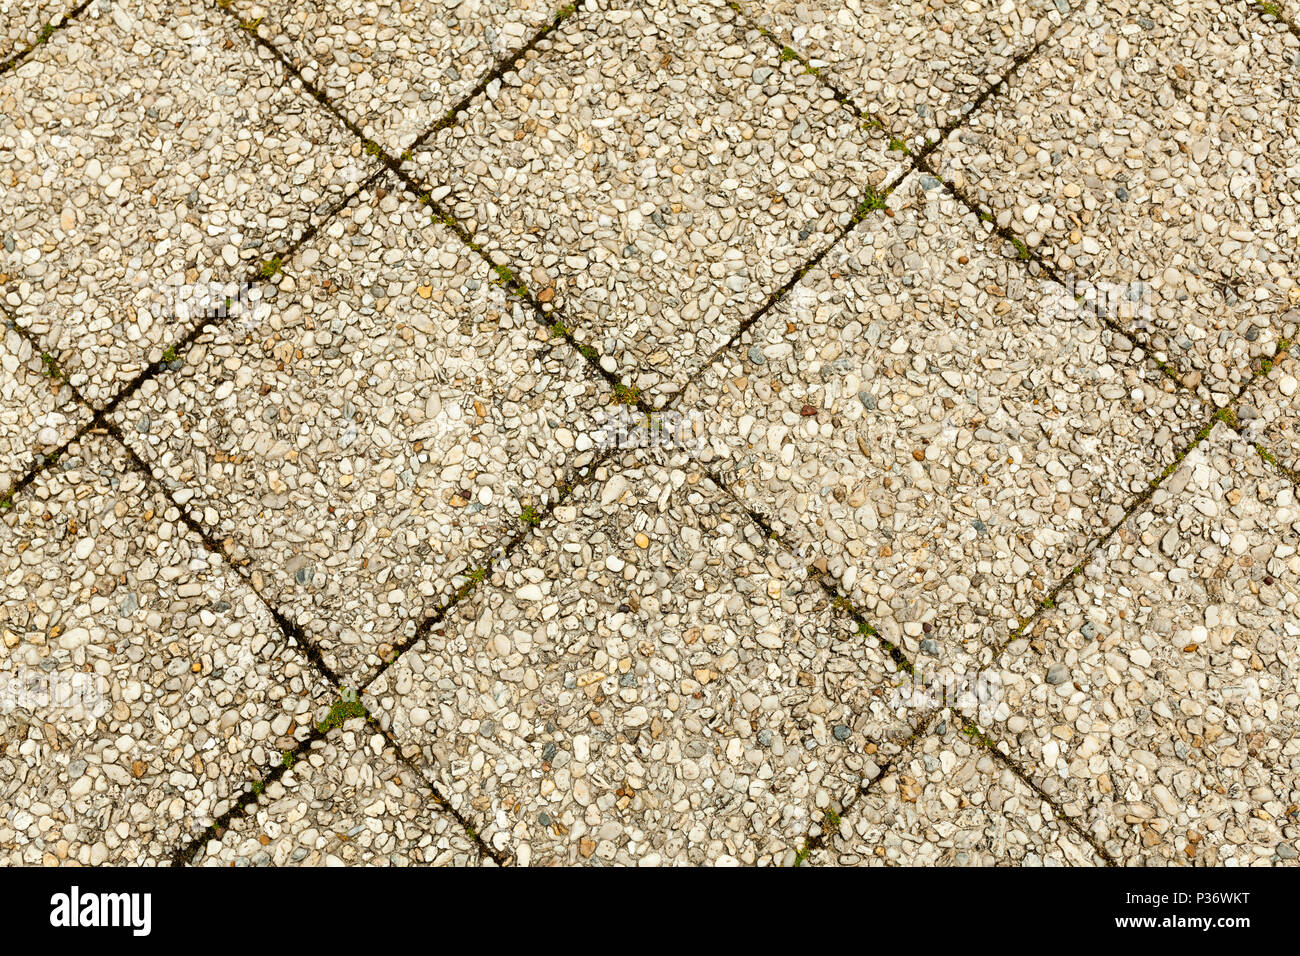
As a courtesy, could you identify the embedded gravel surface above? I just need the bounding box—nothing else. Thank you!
[2,0,1297,865]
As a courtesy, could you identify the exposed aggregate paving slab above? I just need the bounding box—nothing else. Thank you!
[112,178,612,685]
[996,424,1300,865]
[806,725,1105,865]
[228,0,561,153]
[0,0,376,406]
[685,173,1204,679]
[735,0,1066,146]
[1239,346,1300,475]
[0,0,78,62]
[367,455,918,865]
[2,0,1297,868]
[415,0,899,406]
[0,321,89,493]
[197,719,481,866]
[932,0,1300,406]
[0,433,331,865]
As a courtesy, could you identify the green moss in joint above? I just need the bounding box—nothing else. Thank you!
[1213,406,1239,429]
[611,383,640,406]
[490,263,522,291]
[855,186,888,220]
[316,691,368,734]
[961,722,996,749]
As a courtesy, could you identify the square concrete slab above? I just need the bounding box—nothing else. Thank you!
[113,177,612,686]
[684,172,1204,680]
[0,433,331,865]
[415,0,898,406]
[996,424,1300,865]
[0,0,377,406]
[735,0,1065,146]
[366,453,918,865]
[807,725,1104,865]
[229,0,563,153]
[932,0,1300,406]
[195,719,482,866]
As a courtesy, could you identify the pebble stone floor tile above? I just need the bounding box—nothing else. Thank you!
[0,0,1297,866]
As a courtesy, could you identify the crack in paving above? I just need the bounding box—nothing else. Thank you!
[100,415,346,686]
[0,305,87,500]
[793,711,939,866]
[217,0,584,153]
[1249,0,1300,41]
[349,444,621,692]
[0,161,391,500]
[916,151,1216,396]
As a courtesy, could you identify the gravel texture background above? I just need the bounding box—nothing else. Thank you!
[1,0,1297,865]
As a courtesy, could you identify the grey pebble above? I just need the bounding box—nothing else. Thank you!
[1045,663,1070,685]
